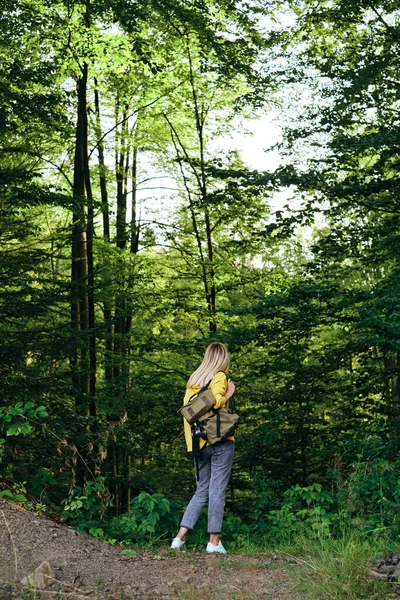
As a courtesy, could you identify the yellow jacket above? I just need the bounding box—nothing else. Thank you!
[183,371,234,452]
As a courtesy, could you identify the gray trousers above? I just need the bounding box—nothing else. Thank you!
[181,440,234,534]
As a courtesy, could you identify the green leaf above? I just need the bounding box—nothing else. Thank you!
[6,423,22,436]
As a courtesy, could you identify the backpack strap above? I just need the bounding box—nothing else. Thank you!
[210,373,231,439]
[191,379,214,481]
[216,411,221,438]
[201,379,212,392]
[192,428,201,480]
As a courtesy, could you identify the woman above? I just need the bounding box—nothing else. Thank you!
[171,342,236,554]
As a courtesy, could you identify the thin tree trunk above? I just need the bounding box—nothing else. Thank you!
[70,0,97,420]
[186,34,217,332]
[385,352,400,415]
[130,144,139,255]
[93,79,110,242]
[84,138,97,416]
[126,141,139,341]
[70,0,98,487]
[72,62,89,410]
[164,114,212,327]
[127,455,131,513]
[113,444,120,516]
[204,209,216,333]
[114,105,130,384]
[94,80,113,383]
[116,105,129,250]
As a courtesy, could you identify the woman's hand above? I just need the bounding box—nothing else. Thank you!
[226,379,236,400]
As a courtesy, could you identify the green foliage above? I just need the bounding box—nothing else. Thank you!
[60,486,179,546]
[0,482,33,510]
[120,548,137,558]
[109,492,179,546]
[257,484,335,544]
[248,451,400,550]
[0,403,48,469]
[0,402,47,439]
[222,513,251,545]
[340,453,400,538]
[61,478,112,530]
[27,469,57,498]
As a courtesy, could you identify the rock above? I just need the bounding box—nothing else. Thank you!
[369,569,387,580]
[388,566,400,582]
[20,561,55,590]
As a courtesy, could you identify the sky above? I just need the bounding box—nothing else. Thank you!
[134,109,289,225]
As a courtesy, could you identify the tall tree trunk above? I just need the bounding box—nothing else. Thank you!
[187,34,217,333]
[94,79,110,242]
[130,144,139,255]
[70,0,98,486]
[164,113,213,331]
[204,208,216,333]
[72,62,90,411]
[114,105,130,383]
[121,140,140,514]
[198,122,216,333]
[85,139,97,417]
[111,106,133,514]
[71,0,96,421]
[94,80,113,384]
[385,352,400,416]
[116,105,129,250]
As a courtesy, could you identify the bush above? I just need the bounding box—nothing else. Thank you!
[108,492,181,546]
[0,402,48,472]
[252,452,400,545]
[253,483,335,544]
[61,478,112,537]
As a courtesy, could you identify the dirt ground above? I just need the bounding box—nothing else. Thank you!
[0,499,294,599]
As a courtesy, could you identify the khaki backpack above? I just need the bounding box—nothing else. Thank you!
[178,374,239,478]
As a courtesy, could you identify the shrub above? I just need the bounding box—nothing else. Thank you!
[108,491,181,546]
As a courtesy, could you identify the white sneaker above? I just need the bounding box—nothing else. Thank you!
[170,537,185,550]
[206,541,227,554]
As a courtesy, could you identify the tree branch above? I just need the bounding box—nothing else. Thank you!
[88,80,187,159]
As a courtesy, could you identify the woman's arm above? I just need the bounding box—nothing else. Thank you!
[210,372,235,409]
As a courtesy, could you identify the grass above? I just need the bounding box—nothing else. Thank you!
[279,533,394,600]
[131,530,398,599]
[217,529,396,599]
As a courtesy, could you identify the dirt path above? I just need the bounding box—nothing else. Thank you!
[0,499,293,599]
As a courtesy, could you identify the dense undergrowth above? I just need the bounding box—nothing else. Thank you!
[2,448,399,599]
[1,407,398,598]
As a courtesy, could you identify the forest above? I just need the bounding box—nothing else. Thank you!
[1,0,400,595]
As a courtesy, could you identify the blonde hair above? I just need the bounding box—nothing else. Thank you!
[187,342,230,389]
